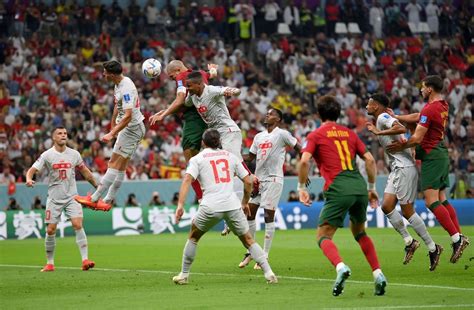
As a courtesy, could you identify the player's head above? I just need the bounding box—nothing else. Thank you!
[186,71,204,95]
[421,75,444,100]
[265,108,283,126]
[103,60,122,82]
[202,129,221,149]
[51,127,68,146]
[317,95,341,122]
[165,60,187,80]
[366,93,390,116]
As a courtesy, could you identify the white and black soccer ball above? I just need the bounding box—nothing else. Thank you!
[142,58,161,79]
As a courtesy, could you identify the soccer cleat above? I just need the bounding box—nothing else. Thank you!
[450,235,470,263]
[172,273,189,285]
[95,199,112,212]
[82,259,95,271]
[41,264,54,272]
[265,273,278,284]
[428,244,443,271]
[332,265,351,296]
[253,263,262,270]
[238,253,252,268]
[74,195,97,210]
[221,224,231,236]
[374,273,387,296]
[403,239,420,264]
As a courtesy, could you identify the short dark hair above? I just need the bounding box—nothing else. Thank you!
[202,129,221,149]
[270,107,283,121]
[51,126,66,137]
[423,75,444,93]
[103,60,123,75]
[370,93,390,107]
[317,95,341,122]
[187,71,203,83]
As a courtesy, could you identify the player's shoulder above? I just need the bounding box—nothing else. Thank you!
[121,76,137,89]
[66,147,81,156]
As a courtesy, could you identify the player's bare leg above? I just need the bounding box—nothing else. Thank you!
[239,203,259,268]
[238,232,277,283]
[350,221,386,296]
[173,224,206,285]
[254,209,275,270]
[42,223,57,272]
[71,217,95,271]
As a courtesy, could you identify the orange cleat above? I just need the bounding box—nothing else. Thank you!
[74,194,98,210]
[95,199,112,212]
[41,264,55,272]
[82,259,95,271]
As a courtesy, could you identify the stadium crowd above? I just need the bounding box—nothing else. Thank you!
[0,0,473,199]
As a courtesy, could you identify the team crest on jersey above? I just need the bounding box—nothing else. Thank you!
[420,115,427,124]
[198,106,208,113]
[259,142,273,149]
[383,114,390,119]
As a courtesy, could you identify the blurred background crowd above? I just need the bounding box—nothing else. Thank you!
[0,0,473,204]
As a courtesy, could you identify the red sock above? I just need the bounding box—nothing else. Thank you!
[429,201,459,236]
[319,238,343,267]
[356,233,380,271]
[442,200,461,233]
[191,180,203,200]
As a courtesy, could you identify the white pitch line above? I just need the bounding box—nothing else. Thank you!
[1,264,473,292]
[324,305,474,310]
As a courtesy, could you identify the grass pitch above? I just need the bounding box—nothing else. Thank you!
[1,227,473,309]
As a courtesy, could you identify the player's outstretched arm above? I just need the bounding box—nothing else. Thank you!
[176,173,194,224]
[78,165,98,189]
[386,124,428,153]
[25,167,38,187]
[297,152,312,206]
[362,151,379,209]
[222,87,241,97]
[102,109,132,143]
[367,121,406,136]
[150,92,186,125]
[207,64,218,78]
[387,108,420,124]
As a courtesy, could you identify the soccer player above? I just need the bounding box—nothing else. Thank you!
[387,75,469,263]
[25,127,98,272]
[298,95,387,296]
[149,60,218,200]
[75,60,145,211]
[172,129,278,285]
[238,108,302,270]
[366,93,442,270]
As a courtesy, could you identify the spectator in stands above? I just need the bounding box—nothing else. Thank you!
[31,195,45,209]
[5,197,21,210]
[287,190,299,202]
[148,191,165,206]
[125,193,140,207]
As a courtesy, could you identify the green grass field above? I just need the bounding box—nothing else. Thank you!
[1,227,473,309]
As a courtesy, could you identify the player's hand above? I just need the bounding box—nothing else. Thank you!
[208,63,218,77]
[366,122,379,135]
[368,190,379,209]
[175,205,184,224]
[26,179,35,187]
[101,132,114,143]
[223,88,240,97]
[149,110,166,126]
[385,108,396,118]
[386,140,405,153]
[242,203,250,217]
[298,189,312,207]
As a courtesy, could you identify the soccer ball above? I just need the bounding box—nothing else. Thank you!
[142,58,161,79]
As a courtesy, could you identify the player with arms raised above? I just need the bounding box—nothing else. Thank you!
[238,108,302,269]
[172,129,277,285]
[75,60,145,211]
[366,93,442,270]
[26,127,98,272]
[298,95,387,296]
[387,75,469,263]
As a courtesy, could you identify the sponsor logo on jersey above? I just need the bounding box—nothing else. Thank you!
[420,115,427,124]
[177,80,183,87]
[52,163,72,169]
[259,142,273,149]
[383,114,390,119]
[123,94,131,102]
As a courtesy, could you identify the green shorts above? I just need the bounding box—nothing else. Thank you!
[420,158,450,191]
[318,194,368,228]
[182,118,207,151]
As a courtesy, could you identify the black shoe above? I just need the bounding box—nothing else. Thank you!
[450,235,470,263]
[428,244,443,271]
[403,239,420,264]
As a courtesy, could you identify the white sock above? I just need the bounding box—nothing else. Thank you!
[408,213,436,252]
[451,233,460,243]
[182,239,197,275]
[386,210,413,245]
[336,262,346,272]
[45,234,56,264]
[104,170,125,203]
[263,222,275,257]
[91,168,118,202]
[75,228,88,261]
[372,268,382,280]
[248,243,273,276]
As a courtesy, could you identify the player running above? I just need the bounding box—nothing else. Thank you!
[387,75,469,263]
[172,129,278,285]
[75,60,145,211]
[298,95,387,296]
[25,127,98,272]
[366,93,442,270]
[238,108,302,270]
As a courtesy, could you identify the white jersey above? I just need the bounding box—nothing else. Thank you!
[32,147,84,203]
[114,76,144,127]
[186,148,249,212]
[250,127,297,184]
[376,113,415,169]
[185,85,240,135]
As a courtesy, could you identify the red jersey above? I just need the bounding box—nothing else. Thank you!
[418,100,449,155]
[303,123,367,193]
